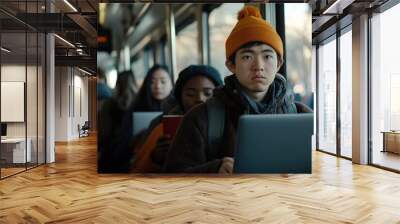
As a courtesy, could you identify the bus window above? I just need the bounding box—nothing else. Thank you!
[176,21,199,80]
[284,3,312,101]
[209,3,244,78]
[132,52,146,87]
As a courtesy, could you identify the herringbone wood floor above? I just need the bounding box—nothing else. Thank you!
[1,135,400,223]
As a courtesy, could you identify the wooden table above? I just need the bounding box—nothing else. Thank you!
[0,138,31,164]
[381,131,400,154]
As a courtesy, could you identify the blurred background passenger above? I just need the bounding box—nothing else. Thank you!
[133,64,173,112]
[97,68,112,111]
[98,71,137,173]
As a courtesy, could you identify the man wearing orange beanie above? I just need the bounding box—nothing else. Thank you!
[164,6,300,174]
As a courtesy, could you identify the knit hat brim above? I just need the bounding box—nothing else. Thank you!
[225,6,283,60]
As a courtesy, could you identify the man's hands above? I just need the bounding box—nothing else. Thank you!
[151,135,172,165]
[218,157,234,174]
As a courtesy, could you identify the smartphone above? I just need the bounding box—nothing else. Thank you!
[162,115,183,138]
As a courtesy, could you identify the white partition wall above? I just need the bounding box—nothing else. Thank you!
[352,14,369,165]
[46,32,55,164]
[55,67,89,141]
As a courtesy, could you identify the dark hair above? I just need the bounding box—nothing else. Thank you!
[113,70,137,111]
[133,64,172,112]
[228,41,273,65]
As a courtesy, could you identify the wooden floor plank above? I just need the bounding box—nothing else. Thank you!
[0,135,400,223]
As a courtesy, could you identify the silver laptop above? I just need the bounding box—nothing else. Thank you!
[233,113,313,174]
[132,112,163,135]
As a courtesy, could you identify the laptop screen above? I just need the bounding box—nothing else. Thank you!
[132,112,163,135]
[233,114,313,174]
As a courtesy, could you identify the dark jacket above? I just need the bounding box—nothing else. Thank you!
[164,74,297,173]
[98,99,135,173]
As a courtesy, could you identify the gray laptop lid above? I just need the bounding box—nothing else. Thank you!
[132,112,163,135]
[233,113,313,174]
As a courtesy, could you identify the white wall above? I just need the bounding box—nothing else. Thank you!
[55,66,69,141]
[55,67,89,141]
[1,65,32,138]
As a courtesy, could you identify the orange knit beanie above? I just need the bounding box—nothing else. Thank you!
[225,6,283,60]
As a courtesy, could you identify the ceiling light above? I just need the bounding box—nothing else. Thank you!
[323,0,341,14]
[322,0,354,15]
[63,0,78,12]
[1,47,11,53]
[78,67,92,76]
[54,34,75,48]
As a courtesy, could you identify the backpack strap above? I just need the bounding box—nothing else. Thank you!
[206,97,225,159]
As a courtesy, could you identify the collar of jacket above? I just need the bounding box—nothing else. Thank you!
[213,73,289,114]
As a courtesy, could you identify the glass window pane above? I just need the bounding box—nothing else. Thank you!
[1,1,46,178]
[284,4,312,105]
[340,29,352,158]
[318,37,337,154]
[1,31,28,177]
[209,3,244,78]
[371,3,400,171]
[175,20,199,80]
[132,52,146,87]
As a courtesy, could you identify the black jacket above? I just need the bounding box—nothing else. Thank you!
[164,74,297,173]
[98,99,135,173]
